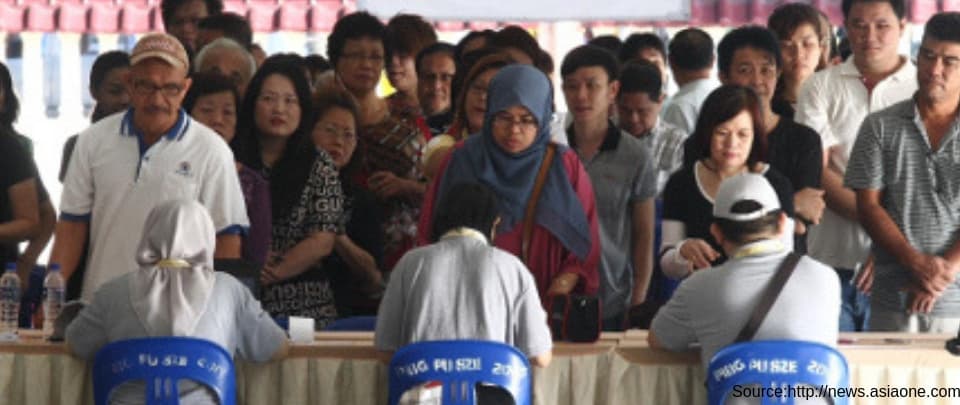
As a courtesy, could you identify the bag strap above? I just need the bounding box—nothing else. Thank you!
[735,252,802,343]
[521,143,557,264]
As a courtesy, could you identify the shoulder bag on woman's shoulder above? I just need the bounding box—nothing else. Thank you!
[521,144,602,343]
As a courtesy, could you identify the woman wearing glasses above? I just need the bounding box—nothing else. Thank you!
[328,12,428,273]
[311,89,385,317]
[419,64,600,303]
[232,57,345,329]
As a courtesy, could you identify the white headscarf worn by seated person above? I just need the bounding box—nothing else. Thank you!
[130,199,217,336]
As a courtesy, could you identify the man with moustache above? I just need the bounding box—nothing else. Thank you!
[846,12,960,332]
[51,33,248,302]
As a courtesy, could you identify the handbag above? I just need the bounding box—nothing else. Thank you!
[522,144,602,343]
[735,252,802,342]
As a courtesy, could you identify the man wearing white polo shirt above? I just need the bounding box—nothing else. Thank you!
[51,32,248,302]
[794,0,915,332]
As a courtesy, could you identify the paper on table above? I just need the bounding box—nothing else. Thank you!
[289,316,315,343]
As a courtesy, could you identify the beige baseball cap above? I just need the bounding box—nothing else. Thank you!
[130,33,189,70]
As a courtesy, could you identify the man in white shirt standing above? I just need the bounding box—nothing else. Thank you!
[795,0,915,331]
[51,33,249,302]
[661,28,719,135]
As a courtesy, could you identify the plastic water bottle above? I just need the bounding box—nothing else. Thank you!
[0,263,21,340]
[43,264,65,335]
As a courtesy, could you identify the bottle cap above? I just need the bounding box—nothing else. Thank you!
[4,263,14,272]
[48,263,60,272]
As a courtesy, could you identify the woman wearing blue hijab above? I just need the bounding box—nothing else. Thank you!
[418,64,600,302]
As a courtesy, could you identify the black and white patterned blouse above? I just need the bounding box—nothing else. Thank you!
[261,150,345,329]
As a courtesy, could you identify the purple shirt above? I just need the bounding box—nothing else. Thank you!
[238,164,271,265]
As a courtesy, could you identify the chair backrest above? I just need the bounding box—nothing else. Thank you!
[707,340,849,405]
[388,340,531,405]
[323,316,377,331]
[93,337,236,405]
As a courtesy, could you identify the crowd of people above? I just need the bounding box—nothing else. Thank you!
[1,0,959,379]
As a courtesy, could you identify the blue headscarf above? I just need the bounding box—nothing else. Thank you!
[435,65,592,260]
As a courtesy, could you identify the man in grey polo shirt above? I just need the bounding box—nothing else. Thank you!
[846,12,960,332]
[560,45,657,330]
[649,174,839,370]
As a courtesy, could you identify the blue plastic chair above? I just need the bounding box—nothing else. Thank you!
[93,337,236,405]
[707,340,849,405]
[324,316,377,331]
[388,340,531,405]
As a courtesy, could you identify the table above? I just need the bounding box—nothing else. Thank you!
[2,331,960,404]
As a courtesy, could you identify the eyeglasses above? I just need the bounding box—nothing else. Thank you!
[492,112,537,131]
[340,52,385,65]
[132,81,184,98]
[316,123,356,143]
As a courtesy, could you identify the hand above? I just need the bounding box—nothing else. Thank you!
[905,285,938,314]
[855,255,874,294]
[794,188,826,225]
[678,239,720,270]
[546,273,579,296]
[369,171,422,199]
[909,253,957,295]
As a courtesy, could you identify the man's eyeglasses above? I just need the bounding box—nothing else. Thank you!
[132,81,184,98]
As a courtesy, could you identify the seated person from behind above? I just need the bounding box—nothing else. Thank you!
[375,182,552,368]
[66,199,288,403]
[649,174,839,370]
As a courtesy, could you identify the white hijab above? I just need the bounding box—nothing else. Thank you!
[130,199,217,336]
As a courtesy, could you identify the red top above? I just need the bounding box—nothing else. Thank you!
[418,142,600,303]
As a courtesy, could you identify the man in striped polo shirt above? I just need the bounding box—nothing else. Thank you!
[846,12,960,332]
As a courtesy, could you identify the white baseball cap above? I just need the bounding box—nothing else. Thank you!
[713,173,781,221]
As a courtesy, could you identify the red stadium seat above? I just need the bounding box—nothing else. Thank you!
[24,0,55,32]
[89,1,121,33]
[468,21,498,30]
[278,0,308,31]
[309,0,340,32]
[910,0,938,24]
[435,21,464,31]
[222,0,245,16]
[0,1,25,32]
[748,0,778,24]
[246,0,276,32]
[120,2,152,33]
[57,1,88,33]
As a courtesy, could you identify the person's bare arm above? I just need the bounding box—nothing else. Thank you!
[333,235,382,290]
[0,179,40,243]
[857,189,953,294]
[530,351,552,368]
[822,164,858,221]
[647,329,664,349]
[214,234,242,259]
[49,220,89,284]
[17,198,55,290]
[793,187,825,225]
[261,231,336,284]
[630,199,655,305]
[270,339,290,361]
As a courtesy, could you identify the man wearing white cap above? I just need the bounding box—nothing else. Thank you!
[51,32,249,302]
[648,173,840,369]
